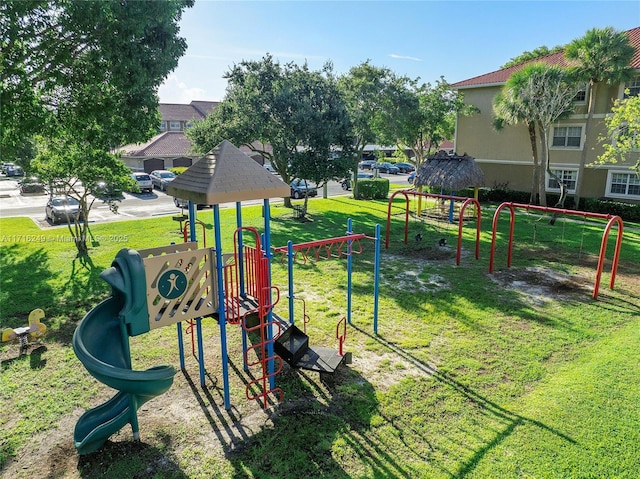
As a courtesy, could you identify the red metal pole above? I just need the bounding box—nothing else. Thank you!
[593,216,624,299]
[385,191,409,248]
[457,198,482,265]
[489,202,515,273]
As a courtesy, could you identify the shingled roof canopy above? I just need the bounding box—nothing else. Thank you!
[166,140,291,205]
[414,151,485,191]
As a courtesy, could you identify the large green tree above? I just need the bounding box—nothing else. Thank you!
[493,86,540,203]
[187,55,353,210]
[387,77,472,172]
[1,0,193,254]
[564,26,635,207]
[336,62,410,194]
[597,93,640,173]
[494,64,577,208]
[501,45,564,69]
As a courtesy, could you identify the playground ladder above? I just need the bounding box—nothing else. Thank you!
[224,228,284,408]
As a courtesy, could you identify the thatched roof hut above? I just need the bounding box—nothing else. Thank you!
[414,150,485,191]
[166,140,290,205]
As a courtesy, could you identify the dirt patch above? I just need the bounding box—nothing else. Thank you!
[489,266,594,305]
[351,351,435,390]
[382,252,452,295]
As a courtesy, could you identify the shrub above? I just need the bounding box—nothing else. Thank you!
[583,198,640,222]
[355,178,389,200]
[170,166,188,175]
[455,187,640,222]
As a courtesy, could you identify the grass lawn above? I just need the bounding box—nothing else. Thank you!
[1,197,639,478]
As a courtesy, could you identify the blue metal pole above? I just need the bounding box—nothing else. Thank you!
[449,191,455,223]
[177,323,185,370]
[188,201,206,384]
[213,205,231,409]
[373,224,381,335]
[196,318,205,384]
[347,218,353,325]
[188,202,196,241]
[236,202,246,297]
[287,240,294,325]
[237,203,249,371]
[263,199,275,390]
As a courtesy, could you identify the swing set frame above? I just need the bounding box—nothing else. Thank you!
[489,202,624,299]
[385,190,482,265]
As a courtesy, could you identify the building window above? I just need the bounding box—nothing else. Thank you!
[546,169,577,193]
[169,121,181,131]
[624,76,640,98]
[185,121,193,129]
[552,126,582,148]
[573,83,587,103]
[607,171,640,198]
[159,121,166,131]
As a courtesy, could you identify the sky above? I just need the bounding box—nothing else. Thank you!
[158,0,640,104]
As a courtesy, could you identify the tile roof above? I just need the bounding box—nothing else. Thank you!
[159,101,219,121]
[452,26,640,89]
[116,131,194,157]
[166,140,291,205]
[189,101,219,117]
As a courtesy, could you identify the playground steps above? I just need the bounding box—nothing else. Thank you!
[271,312,345,374]
[239,298,346,374]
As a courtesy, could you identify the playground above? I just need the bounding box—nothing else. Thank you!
[1,146,640,478]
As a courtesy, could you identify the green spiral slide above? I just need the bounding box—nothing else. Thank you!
[72,249,176,455]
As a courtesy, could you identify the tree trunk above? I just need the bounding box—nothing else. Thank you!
[352,145,365,199]
[527,121,539,204]
[547,169,568,225]
[572,80,596,209]
[537,123,548,207]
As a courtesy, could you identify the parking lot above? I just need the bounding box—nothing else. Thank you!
[0,172,412,226]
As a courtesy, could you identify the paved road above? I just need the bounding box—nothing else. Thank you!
[0,173,412,227]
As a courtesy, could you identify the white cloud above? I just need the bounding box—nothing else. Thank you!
[158,74,208,103]
[389,54,423,62]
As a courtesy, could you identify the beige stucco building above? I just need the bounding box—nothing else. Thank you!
[452,26,640,204]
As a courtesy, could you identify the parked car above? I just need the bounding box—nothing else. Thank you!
[94,180,121,199]
[290,179,317,199]
[150,170,176,191]
[130,172,153,193]
[173,196,211,210]
[19,177,45,194]
[358,159,376,170]
[1,162,16,173]
[408,172,416,184]
[341,172,374,190]
[45,196,83,224]
[373,162,399,174]
[395,162,415,173]
[5,165,24,176]
[264,164,277,174]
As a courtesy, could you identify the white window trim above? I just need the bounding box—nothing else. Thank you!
[549,123,585,150]
[545,168,578,194]
[572,82,588,105]
[617,76,640,99]
[605,170,640,199]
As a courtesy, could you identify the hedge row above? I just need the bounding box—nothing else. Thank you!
[354,178,389,200]
[453,187,640,223]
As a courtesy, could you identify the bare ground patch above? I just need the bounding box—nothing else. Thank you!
[489,266,595,305]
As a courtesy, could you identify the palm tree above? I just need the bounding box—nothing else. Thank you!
[493,64,577,207]
[565,27,635,208]
[493,87,541,204]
